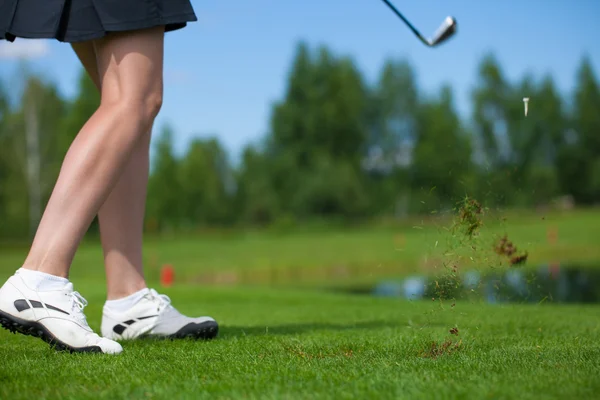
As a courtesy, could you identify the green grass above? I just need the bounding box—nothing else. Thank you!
[0,285,598,399]
[1,208,599,287]
[0,209,599,398]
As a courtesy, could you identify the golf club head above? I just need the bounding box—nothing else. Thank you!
[430,16,457,46]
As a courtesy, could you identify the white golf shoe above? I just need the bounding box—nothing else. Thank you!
[0,270,123,354]
[102,288,218,341]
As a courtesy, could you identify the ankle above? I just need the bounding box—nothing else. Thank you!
[106,283,149,302]
[21,259,69,279]
[15,268,70,291]
[104,287,150,313]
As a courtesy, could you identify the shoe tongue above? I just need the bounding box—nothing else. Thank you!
[63,282,75,292]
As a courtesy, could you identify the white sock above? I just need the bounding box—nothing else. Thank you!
[16,268,70,291]
[104,288,150,313]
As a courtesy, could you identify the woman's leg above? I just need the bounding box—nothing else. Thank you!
[21,27,165,278]
[0,28,165,354]
[71,43,150,300]
[67,33,218,342]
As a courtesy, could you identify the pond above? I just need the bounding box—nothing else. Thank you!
[357,264,600,304]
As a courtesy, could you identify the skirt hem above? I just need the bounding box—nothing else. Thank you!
[1,13,197,43]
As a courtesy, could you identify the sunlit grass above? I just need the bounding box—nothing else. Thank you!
[1,208,598,288]
[0,285,598,399]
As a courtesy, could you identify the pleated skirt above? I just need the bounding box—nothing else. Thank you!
[0,0,197,43]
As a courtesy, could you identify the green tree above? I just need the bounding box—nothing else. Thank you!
[557,56,600,203]
[470,54,513,206]
[235,143,281,225]
[146,125,183,231]
[470,54,557,206]
[266,42,370,218]
[178,137,233,226]
[367,59,419,158]
[364,59,419,216]
[472,53,512,169]
[411,85,472,211]
[518,75,563,205]
[0,76,66,238]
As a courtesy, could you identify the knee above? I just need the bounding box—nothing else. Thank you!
[109,90,163,133]
[131,91,163,127]
[142,91,163,122]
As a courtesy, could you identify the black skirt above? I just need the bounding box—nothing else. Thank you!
[0,0,197,43]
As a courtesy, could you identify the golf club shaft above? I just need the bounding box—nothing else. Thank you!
[379,0,430,45]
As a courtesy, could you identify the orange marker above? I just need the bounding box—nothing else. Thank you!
[161,264,174,287]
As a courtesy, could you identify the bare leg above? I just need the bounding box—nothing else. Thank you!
[99,126,150,299]
[72,43,150,299]
[21,27,165,278]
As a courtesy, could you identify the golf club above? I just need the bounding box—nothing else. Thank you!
[379,0,457,47]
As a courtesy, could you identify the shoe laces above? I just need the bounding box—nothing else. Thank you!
[69,291,89,323]
[148,289,172,313]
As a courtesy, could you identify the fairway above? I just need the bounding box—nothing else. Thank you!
[1,209,600,398]
[2,209,599,288]
[1,209,600,399]
[0,285,598,399]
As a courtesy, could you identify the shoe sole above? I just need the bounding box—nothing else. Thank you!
[0,309,103,353]
[168,320,219,340]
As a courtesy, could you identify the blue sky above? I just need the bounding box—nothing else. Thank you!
[1,0,599,163]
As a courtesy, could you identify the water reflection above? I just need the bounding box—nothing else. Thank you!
[371,265,600,303]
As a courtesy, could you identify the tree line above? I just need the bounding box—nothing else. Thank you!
[1,42,599,238]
